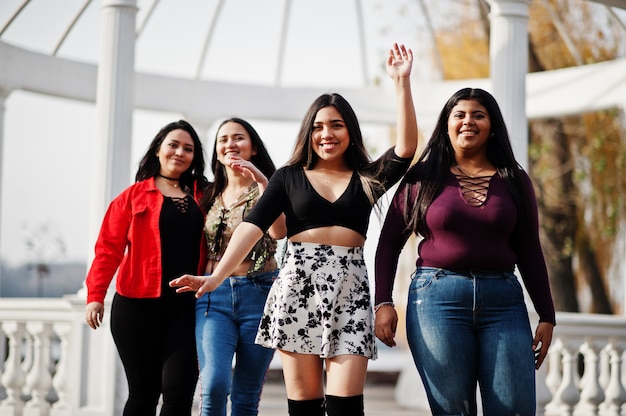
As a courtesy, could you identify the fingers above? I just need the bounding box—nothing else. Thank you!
[170,274,211,296]
[533,322,554,369]
[196,280,210,298]
[85,302,104,330]
[389,43,413,62]
[374,323,397,347]
[374,307,398,347]
[535,348,546,369]
[376,329,397,347]
[169,274,192,288]
[229,160,264,183]
[85,310,102,330]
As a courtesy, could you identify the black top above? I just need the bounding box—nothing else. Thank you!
[159,195,204,297]
[244,148,412,238]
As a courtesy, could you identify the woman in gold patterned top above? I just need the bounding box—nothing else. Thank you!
[195,118,286,416]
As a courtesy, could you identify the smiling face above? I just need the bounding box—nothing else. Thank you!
[311,106,350,167]
[447,99,492,158]
[215,121,256,167]
[156,129,195,178]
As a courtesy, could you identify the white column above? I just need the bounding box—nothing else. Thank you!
[83,1,137,414]
[88,0,138,263]
[0,86,10,297]
[487,0,530,170]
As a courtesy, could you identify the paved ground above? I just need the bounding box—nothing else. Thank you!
[257,371,429,416]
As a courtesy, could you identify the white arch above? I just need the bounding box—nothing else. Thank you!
[2,40,625,125]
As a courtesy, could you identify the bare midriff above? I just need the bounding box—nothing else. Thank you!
[289,226,365,248]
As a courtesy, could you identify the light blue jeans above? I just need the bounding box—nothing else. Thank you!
[195,270,277,416]
[406,267,536,416]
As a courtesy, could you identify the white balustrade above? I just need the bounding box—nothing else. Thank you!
[0,321,26,416]
[0,296,119,416]
[49,324,70,412]
[0,299,625,416]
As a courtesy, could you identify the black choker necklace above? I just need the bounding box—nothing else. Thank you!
[158,173,180,181]
[158,174,180,188]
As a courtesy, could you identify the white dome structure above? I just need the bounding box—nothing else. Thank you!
[1,0,625,269]
[1,2,626,415]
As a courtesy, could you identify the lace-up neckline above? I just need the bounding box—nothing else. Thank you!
[168,195,190,213]
[452,170,493,207]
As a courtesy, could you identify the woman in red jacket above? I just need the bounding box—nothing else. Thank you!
[85,119,209,416]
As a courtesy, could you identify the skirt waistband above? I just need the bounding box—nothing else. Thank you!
[287,241,364,257]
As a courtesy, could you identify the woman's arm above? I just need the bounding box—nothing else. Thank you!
[267,214,287,240]
[85,194,131,329]
[374,179,415,347]
[231,156,287,239]
[170,222,265,295]
[386,43,417,159]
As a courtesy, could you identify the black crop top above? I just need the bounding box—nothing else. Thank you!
[244,148,412,238]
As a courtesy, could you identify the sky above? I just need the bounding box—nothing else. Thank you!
[0,0,437,269]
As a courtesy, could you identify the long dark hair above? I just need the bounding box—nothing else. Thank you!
[406,87,531,238]
[136,119,209,192]
[200,118,276,211]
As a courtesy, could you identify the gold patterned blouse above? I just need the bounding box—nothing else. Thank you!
[204,183,277,275]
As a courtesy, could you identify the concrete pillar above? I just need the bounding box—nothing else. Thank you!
[88,0,138,263]
[487,0,530,170]
[0,86,10,297]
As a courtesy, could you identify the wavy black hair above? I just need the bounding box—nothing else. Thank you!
[136,119,209,192]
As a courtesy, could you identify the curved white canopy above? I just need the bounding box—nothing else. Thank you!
[0,0,625,270]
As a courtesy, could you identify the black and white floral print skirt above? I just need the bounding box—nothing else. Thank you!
[255,241,377,359]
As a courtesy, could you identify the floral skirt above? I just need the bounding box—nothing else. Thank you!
[255,241,377,359]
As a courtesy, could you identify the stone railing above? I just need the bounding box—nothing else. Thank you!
[1,297,625,416]
[0,295,121,416]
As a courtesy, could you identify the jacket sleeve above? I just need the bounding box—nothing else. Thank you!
[85,192,132,304]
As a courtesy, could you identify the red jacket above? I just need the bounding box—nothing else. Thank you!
[86,177,208,304]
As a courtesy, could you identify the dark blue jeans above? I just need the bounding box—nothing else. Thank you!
[406,267,536,416]
[195,270,277,416]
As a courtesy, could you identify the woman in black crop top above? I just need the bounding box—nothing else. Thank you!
[171,43,418,416]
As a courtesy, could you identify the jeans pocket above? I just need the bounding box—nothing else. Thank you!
[503,272,524,299]
[409,268,438,292]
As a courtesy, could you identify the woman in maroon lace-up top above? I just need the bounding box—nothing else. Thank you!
[374,88,555,416]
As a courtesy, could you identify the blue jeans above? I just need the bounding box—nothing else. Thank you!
[195,270,277,416]
[405,267,536,416]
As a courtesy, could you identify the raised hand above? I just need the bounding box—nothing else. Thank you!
[386,43,413,80]
[228,156,269,186]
